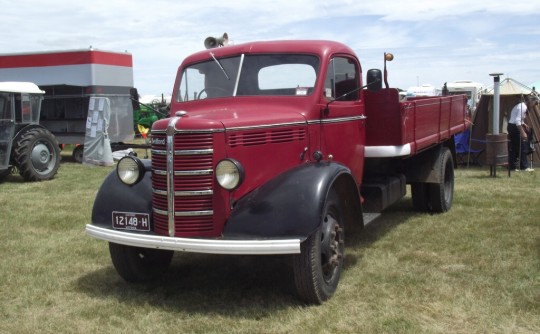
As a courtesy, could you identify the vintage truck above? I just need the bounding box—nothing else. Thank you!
[86,39,468,304]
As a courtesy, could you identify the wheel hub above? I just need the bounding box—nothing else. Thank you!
[320,215,344,280]
[31,143,52,171]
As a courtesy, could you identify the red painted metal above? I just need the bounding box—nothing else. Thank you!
[150,40,467,238]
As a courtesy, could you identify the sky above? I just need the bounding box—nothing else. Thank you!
[2,0,540,96]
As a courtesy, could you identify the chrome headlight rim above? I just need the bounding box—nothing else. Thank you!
[215,158,244,190]
[116,155,145,185]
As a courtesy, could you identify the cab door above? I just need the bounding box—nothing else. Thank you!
[320,56,366,183]
[0,93,15,170]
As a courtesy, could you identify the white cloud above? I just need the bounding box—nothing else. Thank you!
[1,0,539,93]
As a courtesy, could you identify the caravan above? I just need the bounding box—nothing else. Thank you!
[406,84,441,98]
[446,81,483,112]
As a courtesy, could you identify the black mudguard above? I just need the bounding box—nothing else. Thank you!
[223,162,357,239]
[91,160,153,229]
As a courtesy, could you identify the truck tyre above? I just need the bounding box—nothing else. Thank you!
[411,182,430,212]
[293,189,344,304]
[109,242,174,282]
[428,147,454,213]
[14,127,61,181]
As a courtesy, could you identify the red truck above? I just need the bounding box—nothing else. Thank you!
[86,39,468,304]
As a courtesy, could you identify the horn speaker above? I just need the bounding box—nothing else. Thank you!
[204,33,229,49]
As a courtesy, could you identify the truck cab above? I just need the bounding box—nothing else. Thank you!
[87,39,467,304]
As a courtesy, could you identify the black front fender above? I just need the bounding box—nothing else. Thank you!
[224,162,356,239]
[91,162,153,229]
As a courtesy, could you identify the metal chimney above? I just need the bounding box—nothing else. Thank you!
[489,73,503,134]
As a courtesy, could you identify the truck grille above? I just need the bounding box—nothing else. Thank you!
[151,132,215,236]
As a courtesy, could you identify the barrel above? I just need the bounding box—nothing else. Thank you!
[485,133,508,165]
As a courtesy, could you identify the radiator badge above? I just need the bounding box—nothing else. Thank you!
[151,137,166,145]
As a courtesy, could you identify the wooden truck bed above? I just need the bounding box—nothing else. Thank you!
[364,88,468,156]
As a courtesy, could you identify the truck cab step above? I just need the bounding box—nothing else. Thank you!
[362,212,381,226]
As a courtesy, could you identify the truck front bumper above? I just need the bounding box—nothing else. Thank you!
[85,224,301,255]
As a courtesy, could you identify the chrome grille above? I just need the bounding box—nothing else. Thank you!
[151,132,215,237]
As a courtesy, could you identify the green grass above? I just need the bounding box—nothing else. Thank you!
[0,159,539,333]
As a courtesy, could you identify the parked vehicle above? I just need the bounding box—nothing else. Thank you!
[0,82,60,181]
[406,84,441,98]
[86,39,468,304]
[0,49,135,163]
[445,80,483,112]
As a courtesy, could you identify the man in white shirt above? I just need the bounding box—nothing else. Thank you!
[507,95,537,171]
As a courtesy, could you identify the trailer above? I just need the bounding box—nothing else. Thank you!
[0,49,135,162]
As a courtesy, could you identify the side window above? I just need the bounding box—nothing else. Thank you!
[21,94,32,123]
[324,57,359,101]
[30,95,42,123]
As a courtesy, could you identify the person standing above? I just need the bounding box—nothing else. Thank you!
[507,95,537,171]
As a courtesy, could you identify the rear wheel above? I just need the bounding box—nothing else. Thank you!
[410,147,454,213]
[109,243,174,282]
[13,127,61,181]
[293,189,344,304]
[428,147,454,212]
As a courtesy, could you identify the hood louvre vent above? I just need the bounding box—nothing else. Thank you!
[228,127,306,147]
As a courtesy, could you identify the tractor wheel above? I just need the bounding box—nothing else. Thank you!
[0,167,11,182]
[109,243,174,282]
[293,189,345,304]
[14,127,61,181]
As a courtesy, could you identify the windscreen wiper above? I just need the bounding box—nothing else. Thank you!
[210,52,230,80]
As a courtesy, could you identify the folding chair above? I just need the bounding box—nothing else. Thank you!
[455,128,485,166]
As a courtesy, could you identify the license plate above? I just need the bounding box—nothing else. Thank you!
[112,211,150,231]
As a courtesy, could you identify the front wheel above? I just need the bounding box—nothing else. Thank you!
[109,243,174,282]
[293,189,344,304]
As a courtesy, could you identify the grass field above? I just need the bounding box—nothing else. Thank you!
[0,155,539,333]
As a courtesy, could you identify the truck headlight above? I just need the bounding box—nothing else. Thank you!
[117,156,145,185]
[216,159,244,190]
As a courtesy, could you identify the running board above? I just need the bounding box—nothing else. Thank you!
[363,212,381,227]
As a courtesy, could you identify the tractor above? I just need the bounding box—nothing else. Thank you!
[0,82,60,182]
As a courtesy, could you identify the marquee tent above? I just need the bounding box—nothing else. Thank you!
[468,78,540,167]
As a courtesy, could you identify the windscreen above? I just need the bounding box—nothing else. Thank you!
[176,54,319,102]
